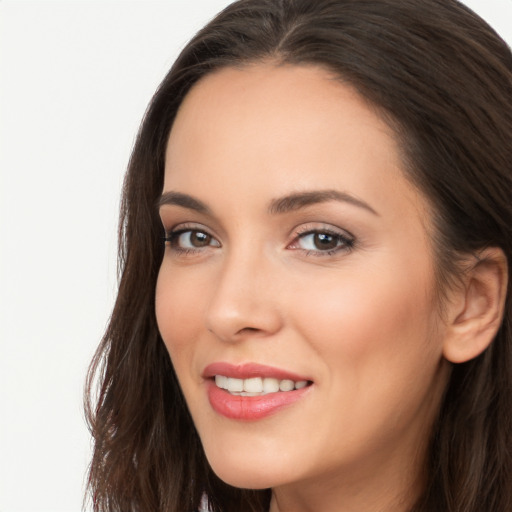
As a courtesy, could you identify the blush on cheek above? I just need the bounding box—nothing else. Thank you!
[155,274,198,350]
[293,266,434,363]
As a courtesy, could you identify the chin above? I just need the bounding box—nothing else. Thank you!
[204,449,290,490]
[214,471,273,490]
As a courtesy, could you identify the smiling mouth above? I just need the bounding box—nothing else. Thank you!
[214,375,311,396]
[205,364,313,419]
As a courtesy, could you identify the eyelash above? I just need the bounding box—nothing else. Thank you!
[163,225,220,255]
[290,227,355,256]
[163,225,355,257]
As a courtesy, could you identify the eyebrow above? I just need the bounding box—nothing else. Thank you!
[268,189,379,216]
[157,189,378,216]
[157,191,211,214]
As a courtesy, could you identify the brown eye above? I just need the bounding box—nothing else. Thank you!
[293,229,354,255]
[313,233,338,250]
[166,229,220,250]
[188,231,212,247]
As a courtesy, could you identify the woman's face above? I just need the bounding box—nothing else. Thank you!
[156,64,451,499]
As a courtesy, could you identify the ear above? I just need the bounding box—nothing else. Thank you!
[443,247,508,364]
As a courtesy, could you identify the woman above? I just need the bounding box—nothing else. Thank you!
[85,0,512,511]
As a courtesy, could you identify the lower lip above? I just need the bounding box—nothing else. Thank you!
[206,380,311,420]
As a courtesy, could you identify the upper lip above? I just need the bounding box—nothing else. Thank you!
[202,362,311,382]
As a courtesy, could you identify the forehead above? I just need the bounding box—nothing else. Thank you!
[163,63,427,223]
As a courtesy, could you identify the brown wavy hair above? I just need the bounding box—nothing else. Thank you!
[85,0,512,510]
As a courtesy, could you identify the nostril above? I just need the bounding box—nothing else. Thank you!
[237,327,261,335]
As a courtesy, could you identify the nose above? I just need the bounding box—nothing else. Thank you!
[205,250,283,343]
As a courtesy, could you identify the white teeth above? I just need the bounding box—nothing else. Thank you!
[214,375,309,395]
[227,377,244,392]
[279,379,295,392]
[244,377,263,393]
[262,377,280,393]
[215,375,228,389]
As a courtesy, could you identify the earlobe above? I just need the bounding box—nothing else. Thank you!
[443,247,508,364]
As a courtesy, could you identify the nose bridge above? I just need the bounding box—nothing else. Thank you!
[205,242,282,341]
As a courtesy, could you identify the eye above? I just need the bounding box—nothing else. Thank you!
[165,228,220,251]
[288,227,355,256]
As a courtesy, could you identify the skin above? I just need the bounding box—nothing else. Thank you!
[155,64,453,512]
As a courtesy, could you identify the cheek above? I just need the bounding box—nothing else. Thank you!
[284,259,446,462]
[289,256,440,381]
[155,267,206,363]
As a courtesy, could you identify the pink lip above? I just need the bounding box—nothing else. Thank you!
[202,362,310,382]
[203,362,312,421]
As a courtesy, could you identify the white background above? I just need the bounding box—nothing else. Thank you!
[0,1,511,511]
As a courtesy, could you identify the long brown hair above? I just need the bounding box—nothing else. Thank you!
[85,1,512,510]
